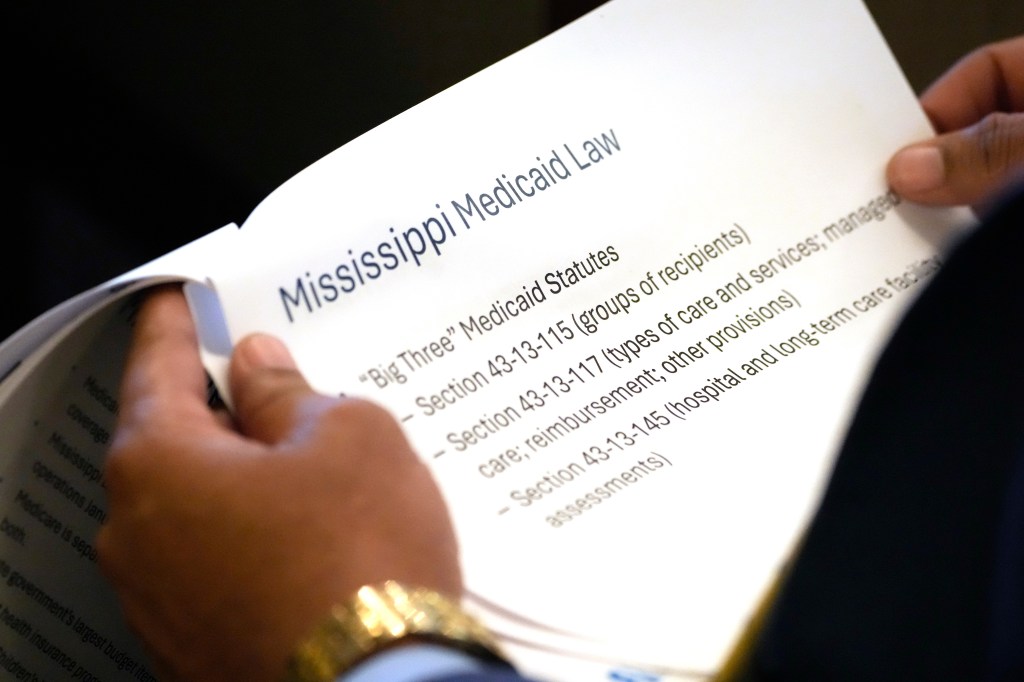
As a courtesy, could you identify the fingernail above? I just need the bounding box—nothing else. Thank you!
[236,333,297,371]
[889,146,945,193]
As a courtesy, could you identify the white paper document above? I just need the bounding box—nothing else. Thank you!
[0,1,973,680]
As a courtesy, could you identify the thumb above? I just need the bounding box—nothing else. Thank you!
[228,333,335,444]
[887,112,1024,208]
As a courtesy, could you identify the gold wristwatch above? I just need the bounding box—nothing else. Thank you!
[283,581,508,681]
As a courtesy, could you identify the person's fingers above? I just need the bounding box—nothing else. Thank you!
[117,285,219,431]
[228,332,338,444]
[920,36,1024,133]
[102,285,229,579]
[886,112,1024,207]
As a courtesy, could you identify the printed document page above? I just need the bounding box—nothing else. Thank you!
[194,0,974,677]
[0,300,158,681]
[0,1,977,680]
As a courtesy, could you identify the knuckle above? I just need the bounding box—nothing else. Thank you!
[102,432,136,492]
[317,395,391,426]
[335,396,396,422]
[318,397,414,455]
[102,414,173,497]
[971,112,1024,175]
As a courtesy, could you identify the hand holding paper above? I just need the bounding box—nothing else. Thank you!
[98,287,462,681]
[887,35,1024,211]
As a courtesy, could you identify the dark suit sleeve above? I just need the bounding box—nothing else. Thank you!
[739,185,1024,681]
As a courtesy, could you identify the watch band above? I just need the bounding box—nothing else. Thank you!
[283,581,508,682]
